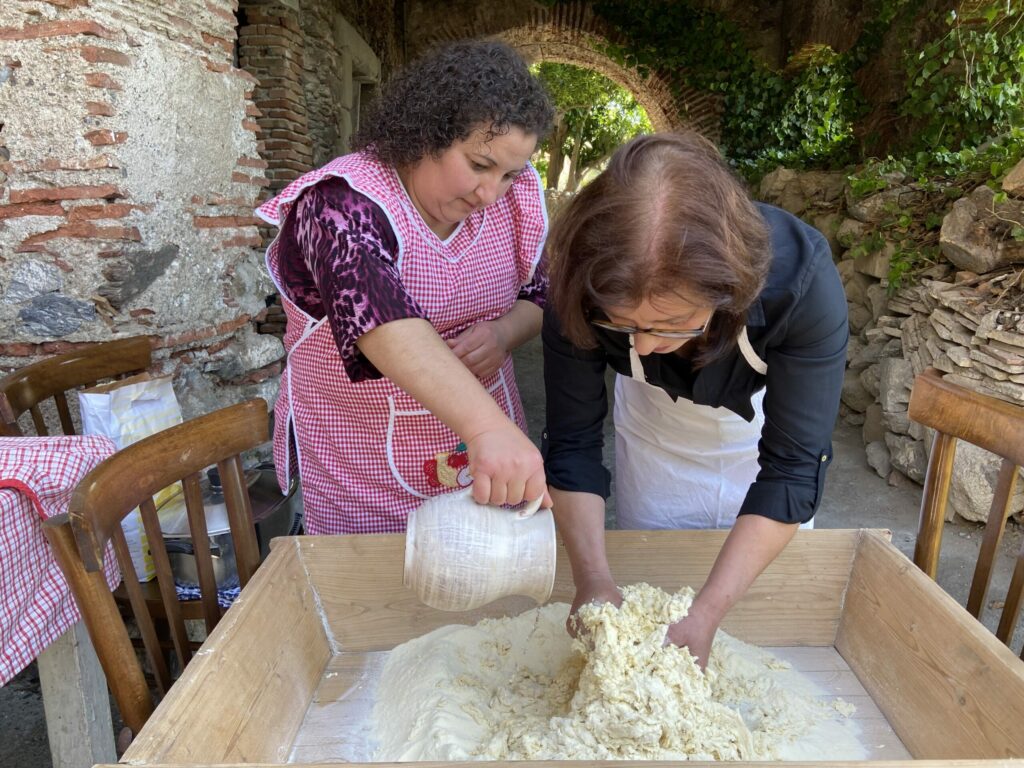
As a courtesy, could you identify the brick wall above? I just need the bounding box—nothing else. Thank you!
[237,1,313,195]
[299,1,382,167]
[405,0,723,140]
[237,0,393,196]
[237,0,391,340]
[0,0,282,419]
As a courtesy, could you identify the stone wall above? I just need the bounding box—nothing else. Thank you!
[0,0,281,419]
[760,159,1024,524]
[0,0,399,421]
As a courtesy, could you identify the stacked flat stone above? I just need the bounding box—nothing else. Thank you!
[759,158,1024,524]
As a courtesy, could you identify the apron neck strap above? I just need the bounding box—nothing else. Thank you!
[628,335,646,381]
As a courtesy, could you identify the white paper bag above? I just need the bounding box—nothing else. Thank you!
[79,373,184,581]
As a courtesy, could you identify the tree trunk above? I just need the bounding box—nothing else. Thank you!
[570,148,614,192]
[546,117,569,190]
[565,123,585,193]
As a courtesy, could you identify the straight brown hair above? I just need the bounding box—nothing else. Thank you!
[547,132,771,368]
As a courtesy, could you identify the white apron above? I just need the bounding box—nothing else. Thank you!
[613,329,813,531]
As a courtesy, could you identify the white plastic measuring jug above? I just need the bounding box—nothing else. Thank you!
[404,487,556,611]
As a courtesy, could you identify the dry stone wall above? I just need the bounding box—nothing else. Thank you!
[760,158,1024,524]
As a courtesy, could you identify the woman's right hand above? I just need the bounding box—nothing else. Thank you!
[464,424,552,508]
[567,573,622,638]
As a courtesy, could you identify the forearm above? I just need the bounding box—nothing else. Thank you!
[551,488,612,582]
[357,317,509,440]
[491,300,542,352]
[691,514,798,623]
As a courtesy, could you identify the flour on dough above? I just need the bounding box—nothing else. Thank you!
[372,583,864,761]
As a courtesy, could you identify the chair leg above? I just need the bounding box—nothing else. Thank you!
[914,433,957,579]
[996,533,1024,647]
[42,521,155,735]
[966,460,1017,618]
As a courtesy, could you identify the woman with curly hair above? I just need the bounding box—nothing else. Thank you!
[256,40,555,534]
[542,132,847,667]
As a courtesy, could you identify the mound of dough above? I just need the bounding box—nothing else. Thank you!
[373,583,859,761]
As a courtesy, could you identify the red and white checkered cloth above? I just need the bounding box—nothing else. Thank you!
[0,435,120,684]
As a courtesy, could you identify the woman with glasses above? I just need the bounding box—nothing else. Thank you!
[542,132,848,668]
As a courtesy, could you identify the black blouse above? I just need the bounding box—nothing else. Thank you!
[541,203,849,525]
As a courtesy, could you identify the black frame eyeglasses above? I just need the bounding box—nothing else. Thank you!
[589,312,713,340]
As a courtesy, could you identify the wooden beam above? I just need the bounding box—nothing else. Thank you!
[37,621,117,768]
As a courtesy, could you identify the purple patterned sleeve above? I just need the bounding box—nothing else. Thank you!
[517,261,548,307]
[291,177,426,382]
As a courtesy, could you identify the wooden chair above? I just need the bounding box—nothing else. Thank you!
[0,336,152,436]
[908,368,1024,658]
[41,399,270,740]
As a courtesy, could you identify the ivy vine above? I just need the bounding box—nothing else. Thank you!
[901,4,1024,164]
[573,0,1021,185]
[573,0,1023,293]
[588,0,875,179]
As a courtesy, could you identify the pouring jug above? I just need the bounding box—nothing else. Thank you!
[404,488,556,611]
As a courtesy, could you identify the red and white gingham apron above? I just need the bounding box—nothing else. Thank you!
[256,153,547,534]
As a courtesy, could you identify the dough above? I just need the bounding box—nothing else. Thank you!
[373,583,863,761]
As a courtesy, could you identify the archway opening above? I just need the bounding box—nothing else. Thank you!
[530,62,652,192]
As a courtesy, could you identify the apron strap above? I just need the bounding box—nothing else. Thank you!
[629,327,766,379]
[737,327,767,375]
[628,335,646,381]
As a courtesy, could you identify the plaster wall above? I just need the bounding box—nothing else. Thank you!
[0,0,281,420]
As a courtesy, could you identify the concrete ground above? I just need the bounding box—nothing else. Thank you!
[2,336,1021,768]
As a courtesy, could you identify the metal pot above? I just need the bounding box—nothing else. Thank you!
[164,464,300,588]
[166,534,238,589]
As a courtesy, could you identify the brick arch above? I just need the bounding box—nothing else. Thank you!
[406,0,722,142]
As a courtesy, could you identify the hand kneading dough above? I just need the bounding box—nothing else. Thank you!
[372,583,863,761]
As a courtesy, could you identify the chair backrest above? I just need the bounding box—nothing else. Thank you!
[41,398,270,738]
[908,368,1024,658]
[0,336,152,436]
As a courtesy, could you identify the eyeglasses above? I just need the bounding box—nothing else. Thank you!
[589,312,713,340]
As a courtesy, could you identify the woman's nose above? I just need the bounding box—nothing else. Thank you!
[475,179,499,207]
[632,332,660,356]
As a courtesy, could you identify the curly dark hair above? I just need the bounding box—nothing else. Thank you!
[352,40,554,167]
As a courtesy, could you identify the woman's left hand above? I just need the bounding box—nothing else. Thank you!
[447,321,509,379]
[665,603,719,671]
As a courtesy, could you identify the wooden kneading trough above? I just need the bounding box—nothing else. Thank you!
[106,529,1024,768]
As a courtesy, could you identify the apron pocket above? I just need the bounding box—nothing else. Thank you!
[385,377,513,499]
